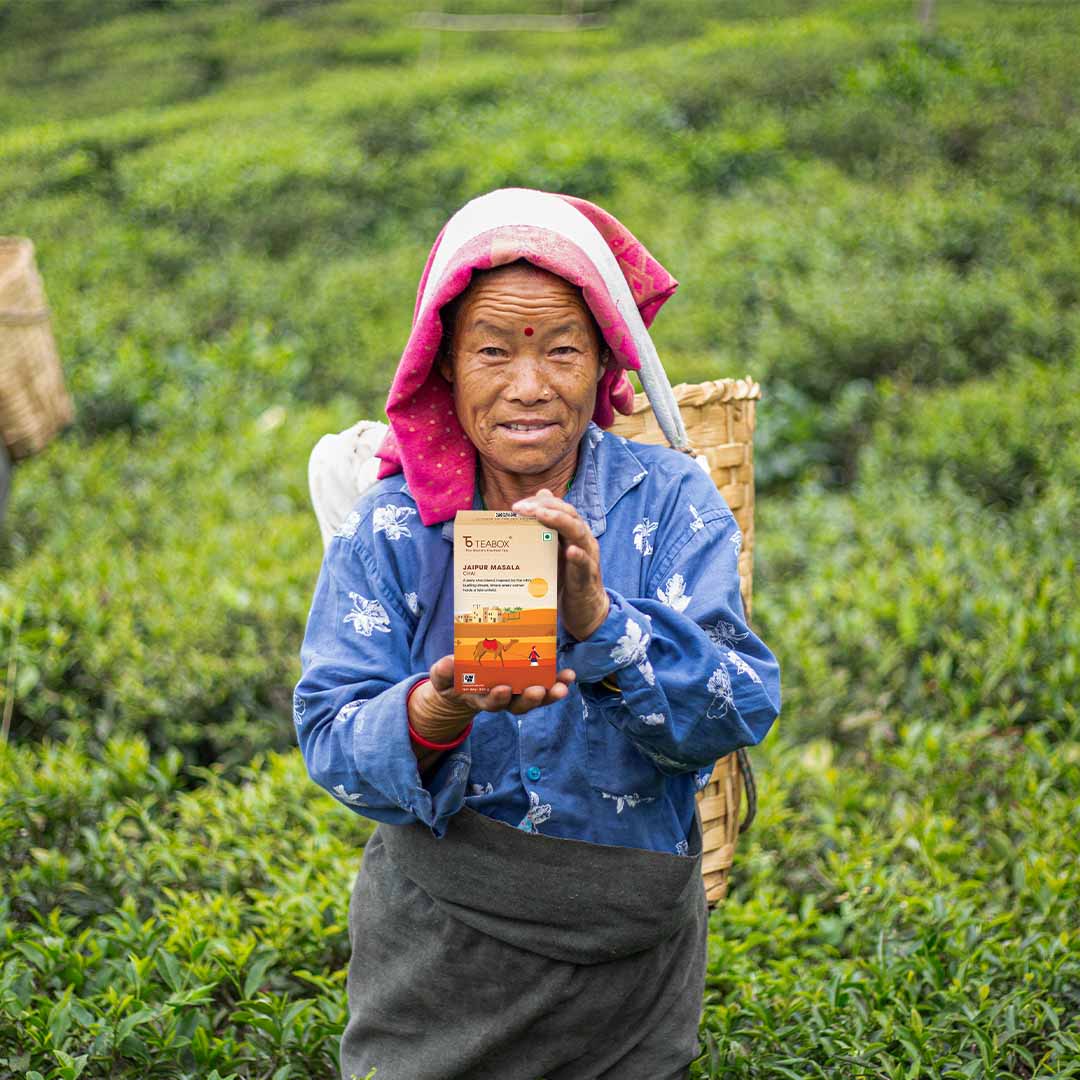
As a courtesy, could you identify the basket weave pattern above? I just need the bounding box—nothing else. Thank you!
[607,376,762,905]
[0,237,73,460]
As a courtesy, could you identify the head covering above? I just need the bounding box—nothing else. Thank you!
[375,187,681,526]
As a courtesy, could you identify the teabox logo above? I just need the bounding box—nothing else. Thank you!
[462,536,511,549]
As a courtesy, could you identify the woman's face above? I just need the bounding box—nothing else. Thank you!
[438,263,607,478]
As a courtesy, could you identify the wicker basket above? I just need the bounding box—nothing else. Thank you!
[0,237,74,460]
[607,376,762,905]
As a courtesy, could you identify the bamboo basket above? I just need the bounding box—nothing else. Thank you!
[0,237,74,460]
[608,376,762,906]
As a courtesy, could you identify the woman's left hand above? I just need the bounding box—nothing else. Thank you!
[512,488,610,641]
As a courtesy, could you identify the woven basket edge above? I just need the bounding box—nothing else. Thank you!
[624,375,762,415]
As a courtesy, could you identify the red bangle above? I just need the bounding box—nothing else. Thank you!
[408,718,473,750]
[406,677,473,750]
[406,676,430,710]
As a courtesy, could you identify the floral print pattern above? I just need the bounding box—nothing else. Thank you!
[725,648,762,684]
[517,790,552,833]
[331,784,367,806]
[404,591,420,616]
[703,619,749,649]
[657,573,692,613]
[336,698,368,726]
[689,504,705,533]
[292,692,306,726]
[343,592,392,637]
[373,504,416,541]
[633,518,659,556]
[707,665,735,719]
[601,790,657,813]
[610,617,655,686]
[447,751,470,784]
[639,712,666,726]
[333,510,361,540]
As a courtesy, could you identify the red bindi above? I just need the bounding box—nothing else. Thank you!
[523,326,534,336]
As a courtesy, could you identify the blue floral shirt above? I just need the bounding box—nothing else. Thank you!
[294,422,781,856]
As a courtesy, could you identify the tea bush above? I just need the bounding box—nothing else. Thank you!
[2,1,1079,1075]
[860,360,1080,512]
[0,352,345,763]
[1,721,1076,1078]
[0,736,370,1078]
[1,0,1078,476]
[753,359,1080,747]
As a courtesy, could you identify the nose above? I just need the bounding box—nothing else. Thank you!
[506,355,553,405]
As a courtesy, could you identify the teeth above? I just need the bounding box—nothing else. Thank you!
[506,423,549,431]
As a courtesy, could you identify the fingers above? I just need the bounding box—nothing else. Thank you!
[455,669,577,717]
[429,654,455,693]
[526,505,593,548]
[507,685,547,714]
[428,657,509,716]
[506,669,577,715]
[563,544,594,565]
[471,685,514,712]
[425,660,579,721]
[512,490,594,550]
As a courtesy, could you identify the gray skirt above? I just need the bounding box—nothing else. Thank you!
[340,807,708,1080]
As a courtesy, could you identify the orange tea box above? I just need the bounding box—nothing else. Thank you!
[453,510,558,694]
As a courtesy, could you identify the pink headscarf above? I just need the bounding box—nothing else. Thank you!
[375,187,679,526]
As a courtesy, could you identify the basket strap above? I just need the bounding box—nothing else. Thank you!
[634,327,690,451]
[0,307,50,326]
[736,747,757,833]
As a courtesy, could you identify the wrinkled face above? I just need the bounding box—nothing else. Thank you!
[438,262,608,476]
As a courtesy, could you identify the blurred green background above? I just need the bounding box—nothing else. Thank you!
[1,1,1077,1077]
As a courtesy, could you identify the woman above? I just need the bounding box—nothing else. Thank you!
[294,187,781,1080]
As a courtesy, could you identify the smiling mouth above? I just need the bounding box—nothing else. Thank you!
[500,421,557,432]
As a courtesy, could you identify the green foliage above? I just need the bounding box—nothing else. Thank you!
[0,332,338,762]
[2,723,1076,1078]
[861,360,1080,512]
[694,723,1080,1078]
[1,0,1078,479]
[753,363,1080,747]
[0,735,370,1078]
[1,1,1078,1076]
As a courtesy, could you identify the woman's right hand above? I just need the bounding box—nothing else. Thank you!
[408,654,577,746]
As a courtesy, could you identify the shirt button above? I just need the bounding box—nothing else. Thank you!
[526,765,541,781]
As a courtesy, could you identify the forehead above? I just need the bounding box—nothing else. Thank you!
[455,263,590,326]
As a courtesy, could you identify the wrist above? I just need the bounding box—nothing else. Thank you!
[407,678,472,744]
[568,591,611,642]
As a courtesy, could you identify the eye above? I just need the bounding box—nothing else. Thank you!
[479,346,507,358]
[551,345,580,356]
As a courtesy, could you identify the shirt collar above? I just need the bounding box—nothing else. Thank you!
[565,422,649,538]
[421,422,648,542]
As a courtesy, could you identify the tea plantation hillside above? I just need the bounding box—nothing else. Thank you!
[1,1,1078,1076]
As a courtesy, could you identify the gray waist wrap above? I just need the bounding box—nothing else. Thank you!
[377,805,704,965]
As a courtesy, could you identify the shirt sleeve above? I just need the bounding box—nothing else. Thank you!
[293,527,469,837]
[557,499,781,774]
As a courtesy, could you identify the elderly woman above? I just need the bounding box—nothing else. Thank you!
[294,188,781,1080]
